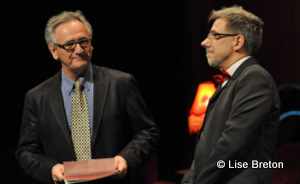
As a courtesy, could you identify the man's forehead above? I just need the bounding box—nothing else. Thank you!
[55,19,82,32]
[54,19,89,42]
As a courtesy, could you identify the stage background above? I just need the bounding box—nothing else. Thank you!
[2,0,300,183]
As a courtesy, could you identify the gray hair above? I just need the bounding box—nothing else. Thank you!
[45,10,93,49]
[208,6,264,55]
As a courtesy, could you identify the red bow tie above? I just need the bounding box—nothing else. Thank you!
[212,69,232,85]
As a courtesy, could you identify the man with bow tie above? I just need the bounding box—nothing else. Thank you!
[181,6,280,184]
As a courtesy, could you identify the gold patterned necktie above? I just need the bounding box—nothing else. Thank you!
[71,80,92,161]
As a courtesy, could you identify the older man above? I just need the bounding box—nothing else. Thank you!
[16,10,160,184]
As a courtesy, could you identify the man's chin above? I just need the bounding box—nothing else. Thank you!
[207,60,215,67]
[75,61,89,69]
[69,60,90,73]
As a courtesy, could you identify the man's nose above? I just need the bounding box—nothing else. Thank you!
[201,38,210,48]
[74,43,84,53]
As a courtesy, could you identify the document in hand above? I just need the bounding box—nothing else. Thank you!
[63,158,120,184]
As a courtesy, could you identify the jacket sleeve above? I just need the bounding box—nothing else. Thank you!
[117,75,161,170]
[16,91,58,184]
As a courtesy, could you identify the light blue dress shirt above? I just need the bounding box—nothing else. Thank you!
[61,64,94,135]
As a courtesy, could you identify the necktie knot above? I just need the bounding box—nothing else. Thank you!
[212,69,232,85]
[74,80,83,91]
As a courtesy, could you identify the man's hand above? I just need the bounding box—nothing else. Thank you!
[114,155,128,178]
[52,163,64,184]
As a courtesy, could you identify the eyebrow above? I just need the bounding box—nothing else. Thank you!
[210,30,219,34]
[64,37,90,44]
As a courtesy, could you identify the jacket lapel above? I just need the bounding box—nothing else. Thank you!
[208,57,258,104]
[91,65,109,149]
[209,85,223,103]
[48,71,74,150]
[48,66,110,153]
[231,57,258,80]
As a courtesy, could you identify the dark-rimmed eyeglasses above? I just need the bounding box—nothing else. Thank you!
[55,37,92,51]
[207,32,238,40]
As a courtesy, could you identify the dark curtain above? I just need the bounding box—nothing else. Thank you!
[2,0,300,183]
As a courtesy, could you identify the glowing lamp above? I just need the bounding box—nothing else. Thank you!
[188,81,216,134]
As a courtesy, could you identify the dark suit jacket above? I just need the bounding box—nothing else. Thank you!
[16,64,160,184]
[181,57,280,184]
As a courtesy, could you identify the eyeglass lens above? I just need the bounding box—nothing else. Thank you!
[64,39,91,50]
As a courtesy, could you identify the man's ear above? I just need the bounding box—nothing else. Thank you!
[234,35,245,51]
[48,44,59,60]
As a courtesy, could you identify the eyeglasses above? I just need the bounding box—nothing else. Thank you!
[55,37,92,51]
[206,32,238,40]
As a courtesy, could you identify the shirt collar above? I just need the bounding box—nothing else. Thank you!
[227,56,251,76]
[61,63,93,95]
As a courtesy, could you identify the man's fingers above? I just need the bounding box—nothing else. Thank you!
[114,156,128,178]
[52,164,64,182]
